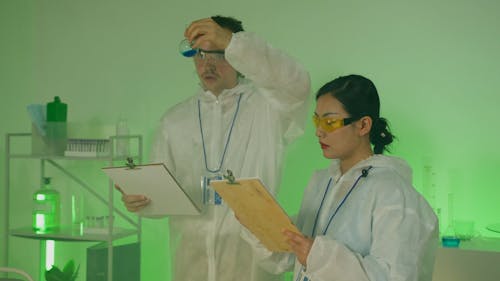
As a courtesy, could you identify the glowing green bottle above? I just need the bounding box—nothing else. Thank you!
[33,177,61,233]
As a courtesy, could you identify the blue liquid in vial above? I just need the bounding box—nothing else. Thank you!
[442,236,460,247]
[181,49,197,57]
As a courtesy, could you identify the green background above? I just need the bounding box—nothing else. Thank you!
[1,0,499,280]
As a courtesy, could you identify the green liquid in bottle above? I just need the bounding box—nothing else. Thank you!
[33,177,60,233]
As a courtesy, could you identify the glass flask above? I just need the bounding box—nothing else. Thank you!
[33,177,61,233]
[179,38,197,57]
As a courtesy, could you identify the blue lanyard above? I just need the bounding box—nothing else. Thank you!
[315,166,372,236]
[296,166,372,281]
[198,93,243,173]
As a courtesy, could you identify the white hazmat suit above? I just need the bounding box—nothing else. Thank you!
[248,155,439,281]
[150,32,311,281]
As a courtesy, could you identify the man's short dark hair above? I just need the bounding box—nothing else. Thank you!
[211,16,244,33]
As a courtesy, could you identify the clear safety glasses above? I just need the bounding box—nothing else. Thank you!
[194,49,226,64]
[312,115,356,133]
[178,39,226,62]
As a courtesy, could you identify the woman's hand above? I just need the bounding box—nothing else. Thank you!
[283,229,314,267]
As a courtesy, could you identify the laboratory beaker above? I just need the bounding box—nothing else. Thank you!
[179,39,197,57]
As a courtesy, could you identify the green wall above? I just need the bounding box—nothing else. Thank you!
[1,0,500,280]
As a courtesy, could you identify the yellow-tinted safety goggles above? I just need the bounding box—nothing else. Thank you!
[312,115,355,133]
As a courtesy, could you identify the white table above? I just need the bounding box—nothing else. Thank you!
[432,237,500,281]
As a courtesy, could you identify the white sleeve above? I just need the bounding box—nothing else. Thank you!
[225,32,311,143]
[225,32,310,104]
[240,227,295,275]
[305,237,371,281]
[304,200,438,281]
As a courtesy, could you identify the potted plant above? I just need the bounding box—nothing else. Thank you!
[45,260,79,281]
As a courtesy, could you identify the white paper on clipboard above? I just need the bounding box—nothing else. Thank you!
[102,163,201,216]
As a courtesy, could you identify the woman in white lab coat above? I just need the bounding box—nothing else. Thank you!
[247,74,439,281]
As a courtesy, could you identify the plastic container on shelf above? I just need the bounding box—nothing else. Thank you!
[43,96,68,155]
[46,96,67,122]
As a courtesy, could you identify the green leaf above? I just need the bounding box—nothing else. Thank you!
[45,266,66,281]
[62,260,75,279]
[45,260,80,281]
[71,264,80,281]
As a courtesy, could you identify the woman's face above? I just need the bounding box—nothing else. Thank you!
[314,94,363,160]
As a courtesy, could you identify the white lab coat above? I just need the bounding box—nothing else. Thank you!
[150,32,311,281]
[249,155,439,281]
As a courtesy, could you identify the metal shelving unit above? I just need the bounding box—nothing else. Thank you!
[2,133,143,281]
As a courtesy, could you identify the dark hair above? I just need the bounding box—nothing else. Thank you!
[211,16,244,33]
[315,74,394,154]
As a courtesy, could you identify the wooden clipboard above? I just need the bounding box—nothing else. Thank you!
[102,163,201,216]
[210,178,300,252]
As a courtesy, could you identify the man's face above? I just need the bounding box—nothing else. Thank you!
[194,41,238,96]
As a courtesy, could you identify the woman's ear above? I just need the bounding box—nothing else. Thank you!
[358,116,372,136]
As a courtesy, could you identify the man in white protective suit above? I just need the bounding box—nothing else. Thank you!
[118,15,311,281]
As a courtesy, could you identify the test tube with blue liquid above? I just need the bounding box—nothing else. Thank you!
[179,39,197,57]
[441,192,460,247]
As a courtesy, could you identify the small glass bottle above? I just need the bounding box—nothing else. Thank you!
[33,177,61,233]
[116,118,130,157]
[71,190,84,231]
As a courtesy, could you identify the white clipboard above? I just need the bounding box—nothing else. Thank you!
[102,163,201,216]
[210,177,300,252]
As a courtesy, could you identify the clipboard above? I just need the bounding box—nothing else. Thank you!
[102,162,201,217]
[210,177,300,252]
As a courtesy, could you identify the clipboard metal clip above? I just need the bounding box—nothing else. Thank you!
[224,169,239,185]
[125,157,139,169]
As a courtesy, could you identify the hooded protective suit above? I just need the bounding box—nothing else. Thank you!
[150,31,311,281]
[249,155,439,281]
